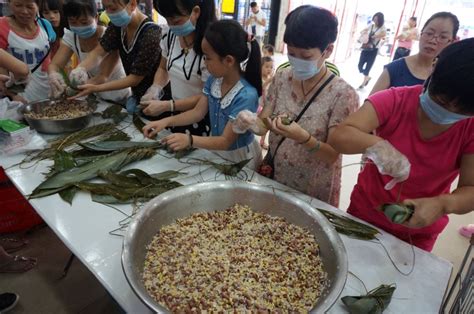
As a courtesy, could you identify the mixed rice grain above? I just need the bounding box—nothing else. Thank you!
[142,204,327,312]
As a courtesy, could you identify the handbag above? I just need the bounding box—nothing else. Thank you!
[257,73,336,178]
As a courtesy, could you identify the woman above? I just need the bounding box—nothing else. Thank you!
[48,0,130,102]
[329,38,474,251]
[357,12,386,89]
[392,17,418,61]
[370,12,459,95]
[0,0,55,102]
[140,0,216,136]
[234,6,359,207]
[70,0,161,113]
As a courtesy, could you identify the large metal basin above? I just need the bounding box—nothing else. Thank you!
[122,181,348,313]
[20,99,96,134]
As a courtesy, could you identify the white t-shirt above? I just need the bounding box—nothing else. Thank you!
[62,28,130,102]
[247,10,266,37]
[368,24,387,49]
[160,26,209,100]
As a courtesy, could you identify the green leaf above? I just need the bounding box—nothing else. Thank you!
[59,186,78,205]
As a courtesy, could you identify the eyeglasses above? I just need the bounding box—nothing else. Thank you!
[420,31,452,44]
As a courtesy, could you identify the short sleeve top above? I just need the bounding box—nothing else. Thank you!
[203,76,259,150]
[385,58,425,88]
[100,18,162,100]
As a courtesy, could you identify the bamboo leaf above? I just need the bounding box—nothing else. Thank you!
[342,284,396,314]
[316,208,380,240]
[79,141,162,152]
[59,186,78,205]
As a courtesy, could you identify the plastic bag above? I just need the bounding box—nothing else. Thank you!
[0,98,23,121]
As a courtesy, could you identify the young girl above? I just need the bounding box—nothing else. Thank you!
[48,0,130,102]
[69,0,162,113]
[39,0,68,58]
[259,56,273,149]
[140,0,216,136]
[143,19,262,169]
[0,0,55,103]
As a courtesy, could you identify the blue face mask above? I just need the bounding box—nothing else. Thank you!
[419,91,471,125]
[70,22,97,38]
[169,19,195,37]
[288,54,322,81]
[108,7,132,27]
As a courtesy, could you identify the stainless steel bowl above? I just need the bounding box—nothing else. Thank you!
[20,99,96,134]
[122,181,348,313]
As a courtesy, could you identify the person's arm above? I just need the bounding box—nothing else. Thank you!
[142,95,208,138]
[328,101,383,154]
[141,94,201,116]
[0,49,29,78]
[257,13,266,27]
[403,154,474,228]
[88,49,121,85]
[369,69,391,95]
[372,29,387,40]
[48,41,74,74]
[77,44,109,72]
[152,57,169,89]
[71,74,144,98]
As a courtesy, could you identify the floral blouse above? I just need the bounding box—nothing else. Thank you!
[264,67,359,207]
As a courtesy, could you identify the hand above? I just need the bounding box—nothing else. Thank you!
[68,84,98,99]
[232,110,258,134]
[363,140,411,190]
[140,100,170,116]
[161,133,191,151]
[69,67,88,88]
[402,197,446,228]
[142,119,169,138]
[0,74,9,94]
[141,84,163,101]
[49,72,67,99]
[267,114,308,142]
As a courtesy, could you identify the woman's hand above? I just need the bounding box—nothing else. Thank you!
[268,115,308,143]
[69,84,98,99]
[402,197,446,228]
[69,67,88,87]
[161,133,191,151]
[140,100,170,116]
[142,119,169,139]
[49,72,67,99]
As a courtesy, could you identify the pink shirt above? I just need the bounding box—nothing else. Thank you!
[347,85,474,251]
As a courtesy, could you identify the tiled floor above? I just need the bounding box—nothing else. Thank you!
[2,50,472,313]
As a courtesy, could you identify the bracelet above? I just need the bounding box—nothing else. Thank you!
[170,99,175,113]
[299,131,312,145]
[307,140,321,153]
[188,133,193,148]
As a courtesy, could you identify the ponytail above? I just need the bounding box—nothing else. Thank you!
[205,20,262,96]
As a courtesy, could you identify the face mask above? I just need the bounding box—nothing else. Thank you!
[419,91,471,124]
[288,54,322,81]
[108,7,132,27]
[169,19,195,37]
[70,21,97,38]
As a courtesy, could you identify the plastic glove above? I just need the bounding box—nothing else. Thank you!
[0,98,24,121]
[68,67,88,88]
[141,84,163,102]
[363,140,411,190]
[49,72,67,99]
[2,72,30,88]
[232,109,258,134]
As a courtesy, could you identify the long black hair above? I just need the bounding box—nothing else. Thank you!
[154,0,216,56]
[421,12,459,39]
[39,0,68,38]
[373,12,384,27]
[205,20,262,97]
[283,5,338,51]
[427,38,474,114]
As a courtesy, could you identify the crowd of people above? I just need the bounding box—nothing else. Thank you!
[0,0,473,310]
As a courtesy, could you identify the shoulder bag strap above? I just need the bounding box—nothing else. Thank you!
[271,73,336,156]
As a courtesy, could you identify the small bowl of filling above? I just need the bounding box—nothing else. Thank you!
[122,181,348,313]
[21,98,96,134]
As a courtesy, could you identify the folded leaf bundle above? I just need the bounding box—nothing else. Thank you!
[79,141,163,152]
[341,284,396,314]
[316,208,380,240]
[381,203,414,224]
[30,147,156,199]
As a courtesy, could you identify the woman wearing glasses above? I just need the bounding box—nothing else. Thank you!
[329,38,474,252]
[370,12,459,95]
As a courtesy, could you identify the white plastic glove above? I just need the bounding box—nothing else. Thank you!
[68,67,88,88]
[49,72,67,99]
[363,140,411,190]
[141,84,163,101]
[0,97,24,121]
[232,109,258,134]
[0,72,30,95]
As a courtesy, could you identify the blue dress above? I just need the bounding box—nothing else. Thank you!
[385,58,425,88]
[203,76,259,151]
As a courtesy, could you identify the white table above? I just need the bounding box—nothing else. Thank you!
[1,113,452,313]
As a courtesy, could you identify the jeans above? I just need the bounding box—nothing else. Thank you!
[358,49,378,76]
